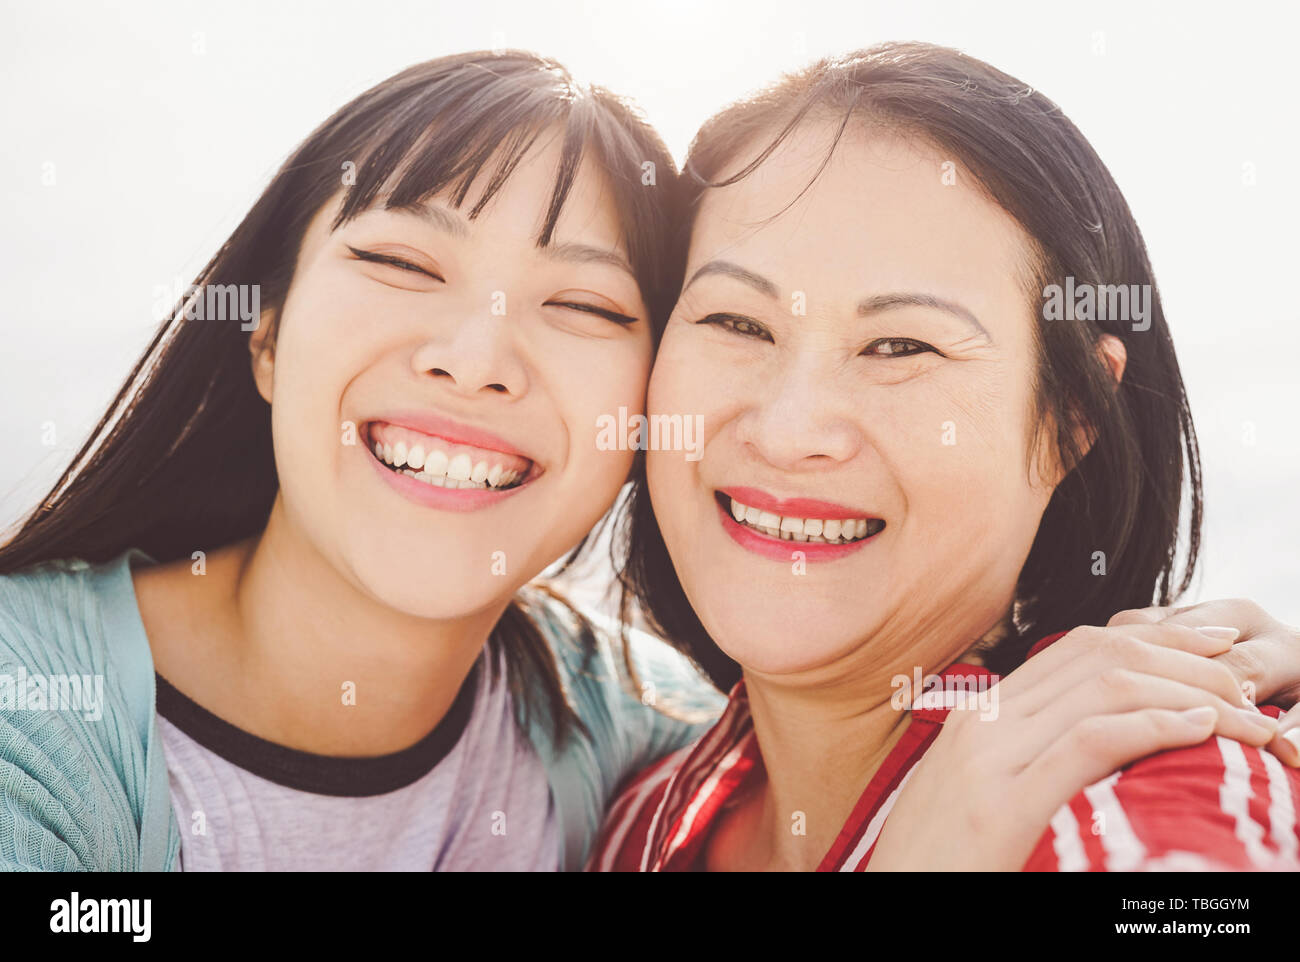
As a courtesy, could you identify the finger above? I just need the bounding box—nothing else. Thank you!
[993,622,1236,703]
[1019,670,1278,755]
[1108,605,1176,628]
[1024,706,1219,804]
[1154,598,1271,640]
[1212,644,1272,710]
[1004,624,1242,713]
[1266,703,1300,768]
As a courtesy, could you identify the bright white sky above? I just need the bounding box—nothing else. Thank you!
[1,0,1297,622]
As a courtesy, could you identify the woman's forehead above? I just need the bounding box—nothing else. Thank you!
[683,125,1034,310]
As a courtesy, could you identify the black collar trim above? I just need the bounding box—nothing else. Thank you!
[154,660,481,798]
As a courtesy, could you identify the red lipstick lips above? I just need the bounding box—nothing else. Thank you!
[716,486,885,562]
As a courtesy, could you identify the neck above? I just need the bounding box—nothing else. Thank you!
[723,616,1009,871]
[141,496,507,756]
[736,672,911,871]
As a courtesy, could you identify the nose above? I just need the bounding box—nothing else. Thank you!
[734,362,862,471]
[409,311,529,399]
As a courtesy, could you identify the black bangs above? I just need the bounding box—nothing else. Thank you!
[316,53,681,325]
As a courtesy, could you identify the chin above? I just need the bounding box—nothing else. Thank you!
[360,562,508,620]
[692,589,864,677]
[339,537,515,620]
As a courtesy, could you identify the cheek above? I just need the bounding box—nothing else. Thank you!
[647,324,723,426]
[888,367,1049,547]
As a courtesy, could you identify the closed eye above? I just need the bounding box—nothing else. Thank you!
[548,301,639,326]
[861,337,940,358]
[347,246,445,282]
[696,313,773,342]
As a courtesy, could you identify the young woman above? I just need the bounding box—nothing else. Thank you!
[0,50,726,871]
[591,42,1300,872]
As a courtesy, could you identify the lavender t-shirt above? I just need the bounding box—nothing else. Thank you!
[155,647,559,871]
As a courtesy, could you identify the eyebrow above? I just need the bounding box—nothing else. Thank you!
[683,260,779,299]
[683,258,990,342]
[857,292,991,342]
[541,242,636,280]
[386,201,635,280]
[388,200,470,238]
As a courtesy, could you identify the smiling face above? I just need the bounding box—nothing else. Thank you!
[251,131,653,618]
[647,120,1063,680]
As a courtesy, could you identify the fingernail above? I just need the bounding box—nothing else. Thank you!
[1196,626,1240,642]
[1284,729,1300,751]
[1236,707,1278,732]
[1181,706,1217,725]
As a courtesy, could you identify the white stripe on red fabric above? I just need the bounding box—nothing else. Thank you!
[1258,746,1299,862]
[660,731,757,868]
[1083,771,1145,870]
[593,746,692,872]
[839,763,922,871]
[1215,735,1272,866]
[642,697,747,871]
[1137,850,1226,871]
[1046,799,1089,872]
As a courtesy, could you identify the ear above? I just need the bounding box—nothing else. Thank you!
[1034,334,1129,490]
[248,307,278,404]
[1097,333,1127,387]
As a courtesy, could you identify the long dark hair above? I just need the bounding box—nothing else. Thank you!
[618,41,1203,688]
[1,50,683,740]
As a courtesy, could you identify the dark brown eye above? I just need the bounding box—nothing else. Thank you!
[699,313,773,342]
[863,337,934,357]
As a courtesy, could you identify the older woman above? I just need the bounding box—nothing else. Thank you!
[591,42,1300,871]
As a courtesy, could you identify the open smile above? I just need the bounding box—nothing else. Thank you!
[362,417,542,511]
[714,487,885,561]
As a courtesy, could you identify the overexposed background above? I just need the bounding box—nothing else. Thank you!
[1,0,1296,621]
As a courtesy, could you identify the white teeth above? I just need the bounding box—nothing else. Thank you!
[726,496,879,545]
[424,448,449,477]
[372,430,530,491]
[447,454,472,481]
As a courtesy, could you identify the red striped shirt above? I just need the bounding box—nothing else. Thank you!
[587,632,1300,872]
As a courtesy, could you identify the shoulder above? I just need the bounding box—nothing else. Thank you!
[516,587,722,868]
[1024,725,1300,871]
[522,586,725,734]
[586,739,699,872]
[0,552,154,870]
[0,556,107,670]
